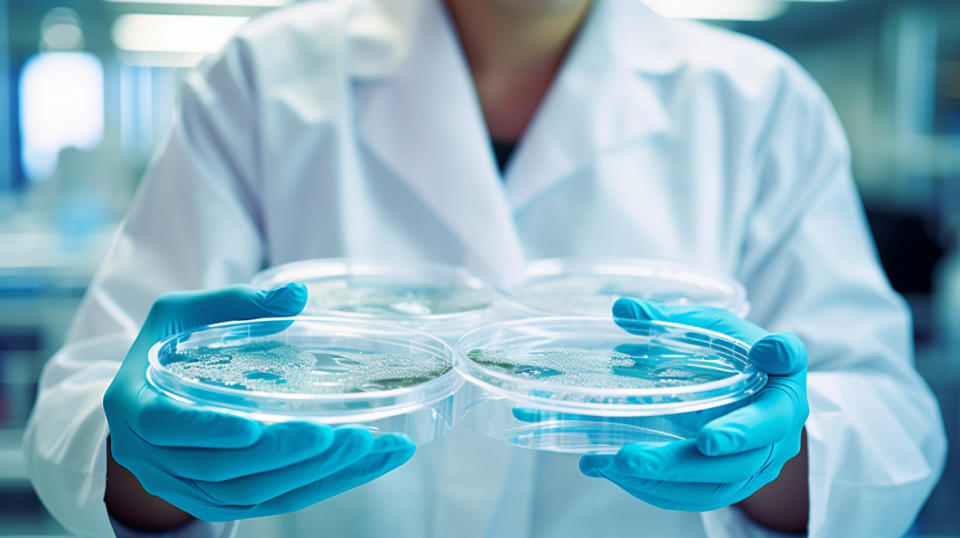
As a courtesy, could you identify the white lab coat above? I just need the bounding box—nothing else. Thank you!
[23,0,946,536]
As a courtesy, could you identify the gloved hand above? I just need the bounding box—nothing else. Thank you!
[104,283,416,522]
[579,298,808,512]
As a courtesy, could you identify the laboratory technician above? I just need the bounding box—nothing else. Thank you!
[23,0,946,537]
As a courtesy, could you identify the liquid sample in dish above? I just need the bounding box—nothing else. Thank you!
[306,279,491,316]
[163,341,451,394]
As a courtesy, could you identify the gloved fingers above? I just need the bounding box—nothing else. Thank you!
[612,298,766,345]
[115,455,293,523]
[599,473,744,512]
[192,428,376,505]
[324,432,414,480]
[118,458,230,519]
[748,333,808,377]
[114,456,273,523]
[240,433,416,517]
[109,284,312,449]
[119,283,308,377]
[580,439,768,483]
[129,388,263,448]
[138,283,308,346]
[126,432,409,522]
[637,476,763,509]
[696,385,798,456]
[150,421,335,481]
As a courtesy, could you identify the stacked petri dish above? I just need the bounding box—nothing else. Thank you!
[147,317,462,445]
[498,258,750,318]
[250,259,496,342]
[453,317,765,454]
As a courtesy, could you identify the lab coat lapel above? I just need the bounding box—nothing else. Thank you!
[357,0,525,278]
[505,0,685,213]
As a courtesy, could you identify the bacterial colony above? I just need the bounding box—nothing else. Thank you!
[162,341,451,394]
[467,347,734,390]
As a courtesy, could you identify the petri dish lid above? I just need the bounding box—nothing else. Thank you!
[250,259,495,337]
[499,258,750,318]
[147,317,462,423]
[454,317,766,417]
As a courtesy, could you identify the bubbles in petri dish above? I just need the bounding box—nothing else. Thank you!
[305,278,490,316]
[163,341,451,394]
[467,347,733,390]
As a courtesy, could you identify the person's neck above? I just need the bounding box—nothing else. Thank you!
[445,0,592,141]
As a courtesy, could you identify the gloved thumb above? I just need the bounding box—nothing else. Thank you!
[139,283,308,346]
[612,297,766,345]
[748,332,807,376]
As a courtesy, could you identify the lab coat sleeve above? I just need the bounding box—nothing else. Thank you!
[703,61,946,537]
[23,37,265,538]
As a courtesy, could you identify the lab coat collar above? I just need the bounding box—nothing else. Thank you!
[602,0,686,75]
[504,0,685,212]
[352,0,686,270]
[355,0,526,278]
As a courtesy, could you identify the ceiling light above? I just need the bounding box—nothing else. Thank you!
[112,14,248,54]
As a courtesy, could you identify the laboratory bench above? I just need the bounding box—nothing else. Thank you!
[0,228,109,536]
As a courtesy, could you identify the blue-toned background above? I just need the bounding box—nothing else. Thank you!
[0,0,957,535]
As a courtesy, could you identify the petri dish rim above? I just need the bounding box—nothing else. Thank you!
[250,258,495,323]
[147,316,463,408]
[454,316,766,416]
[497,257,750,318]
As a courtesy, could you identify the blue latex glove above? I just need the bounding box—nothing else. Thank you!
[579,298,809,512]
[103,284,416,521]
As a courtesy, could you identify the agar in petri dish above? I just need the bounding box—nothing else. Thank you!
[454,317,765,454]
[148,317,462,444]
[501,258,750,318]
[164,341,452,395]
[305,278,491,316]
[250,259,496,340]
[465,347,735,391]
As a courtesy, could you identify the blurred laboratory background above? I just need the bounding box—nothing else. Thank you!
[0,0,957,535]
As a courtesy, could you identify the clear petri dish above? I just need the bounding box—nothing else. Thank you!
[147,317,462,445]
[251,259,495,341]
[498,258,750,318]
[454,317,766,454]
